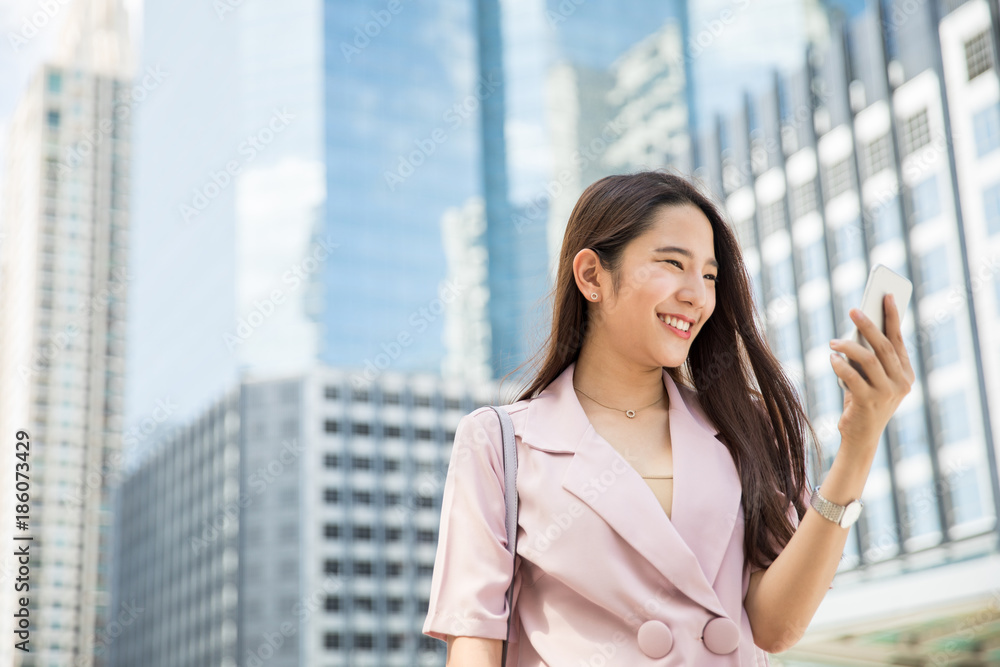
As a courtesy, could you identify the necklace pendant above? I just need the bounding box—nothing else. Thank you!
[626,409,636,418]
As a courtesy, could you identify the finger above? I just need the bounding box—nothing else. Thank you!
[830,351,867,396]
[830,336,889,392]
[850,305,903,386]
[884,294,915,385]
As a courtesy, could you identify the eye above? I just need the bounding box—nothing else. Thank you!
[662,259,718,282]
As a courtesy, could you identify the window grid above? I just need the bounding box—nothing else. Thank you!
[790,179,817,220]
[822,158,854,200]
[759,199,786,238]
[902,109,931,157]
[965,30,994,81]
[861,134,891,181]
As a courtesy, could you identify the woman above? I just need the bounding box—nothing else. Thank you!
[421,171,914,665]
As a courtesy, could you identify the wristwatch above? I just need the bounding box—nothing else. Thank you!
[810,486,864,528]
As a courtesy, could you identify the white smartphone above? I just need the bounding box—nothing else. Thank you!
[836,263,913,391]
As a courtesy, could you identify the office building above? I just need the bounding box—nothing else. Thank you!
[694,1,1000,663]
[0,0,133,664]
[112,365,497,666]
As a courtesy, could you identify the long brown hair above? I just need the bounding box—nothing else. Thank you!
[503,170,822,573]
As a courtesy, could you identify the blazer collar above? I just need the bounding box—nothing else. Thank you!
[521,360,741,619]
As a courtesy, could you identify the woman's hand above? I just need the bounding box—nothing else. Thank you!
[829,294,916,455]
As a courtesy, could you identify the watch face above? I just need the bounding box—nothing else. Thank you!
[841,501,863,526]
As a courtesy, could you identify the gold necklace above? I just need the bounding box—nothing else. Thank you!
[573,384,666,419]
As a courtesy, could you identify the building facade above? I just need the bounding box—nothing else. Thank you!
[694,0,1000,663]
[0,2,133,663]
[112,366,498,666]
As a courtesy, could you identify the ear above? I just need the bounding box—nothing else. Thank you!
[573,248,604,300]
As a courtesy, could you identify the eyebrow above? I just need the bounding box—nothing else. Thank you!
[652,246,719,269]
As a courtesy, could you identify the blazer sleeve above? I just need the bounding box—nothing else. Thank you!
[749,483,834,590]
[422,408,517,642]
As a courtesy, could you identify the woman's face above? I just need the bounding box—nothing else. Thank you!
[595,203,718,368]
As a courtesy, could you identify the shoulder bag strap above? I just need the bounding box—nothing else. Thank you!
[488,405,518,665]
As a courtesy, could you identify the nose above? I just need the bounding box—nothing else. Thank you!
[676,269,708,309]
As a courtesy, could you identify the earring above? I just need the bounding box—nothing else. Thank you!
[591,293,598,300]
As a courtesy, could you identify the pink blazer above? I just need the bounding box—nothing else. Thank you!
[422,360,817,665]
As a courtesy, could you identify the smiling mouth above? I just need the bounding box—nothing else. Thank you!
[657,314,692,332]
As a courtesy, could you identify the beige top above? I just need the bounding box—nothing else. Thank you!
[641,475,674,520]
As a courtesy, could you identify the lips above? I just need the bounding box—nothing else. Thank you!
[657,314,692,332]
[658,314,692,339]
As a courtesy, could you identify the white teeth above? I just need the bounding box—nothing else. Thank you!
[659,315,690,332]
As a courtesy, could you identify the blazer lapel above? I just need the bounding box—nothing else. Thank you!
[521,361,742,620]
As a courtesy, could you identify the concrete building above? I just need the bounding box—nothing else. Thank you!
[694,1,1000,663]
[111,365,498,666]
[0,0,133,664]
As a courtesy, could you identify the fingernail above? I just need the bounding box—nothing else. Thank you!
[889,294,895,306]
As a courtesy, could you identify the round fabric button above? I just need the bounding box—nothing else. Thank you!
[637,619,674,658]
[702,616,740,654]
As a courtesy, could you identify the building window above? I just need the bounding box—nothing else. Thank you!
[965,30,994,81]
[417,563,435,576]
[47,72,61,93]
[805,303,834,351]
[389,633,404,650]
[324,632,341,649]
[324,385,340,400]
[352,389,369,402]
[323,453,339,468]
[868,198,902,245]
[861,134,891,181]
[926,317,959,372]
[323,488,339,503]
[46,110,60,128]
[386,527,402,541]
[902,480,940,540]
[948,466,984,525]
[444,397,461,410]
[384,425,401,438]
[383,392,400,405]
[323,559,340,574]
[892,411,927,459]
[351,422,370,436]
[918,245,949,296]
[983,182,1000,235]
[385,492,401,505]
[415,427,433,441]
[351,456,371,470]
[353,526,372,540]
[733,216,756,248]
[790,179,817,220]
[765,258,794,302]
[822,157,854,200]
[414,394,432,407]
[324,420,340,434]
[325,596,340,611]
[384,458,400,471]
[934,391,969,444]
[354,631,374,649]
[324,524,340,539]
[901,109,931,157]
[354,561,373,576]
[416,529,436,543]
[973,102,1000,158]
[758,198,786,238]
[352,490,372,505]
[861,494,898,561]
[797,238,827,284]
[388,596,404,611]
[908,176,941,225]
[771,318,801,364]
[387,562,403,577]
[833,219,864,265]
